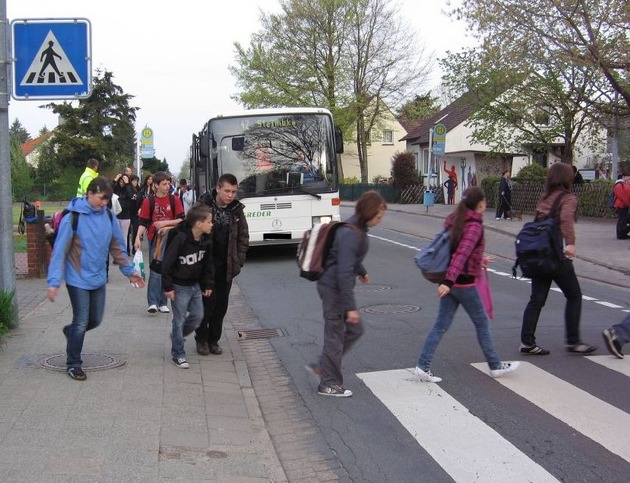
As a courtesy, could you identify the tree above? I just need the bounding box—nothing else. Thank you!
[9,119,31,145]
[44,69,138,172]
[452,0,630,117]
[391,151,419,187]
[230,0,431,182]
[178,159,191,181]
[9,137,34,200]
[441,47,606,163]
[141,156,169,174]
[396,92,441,125]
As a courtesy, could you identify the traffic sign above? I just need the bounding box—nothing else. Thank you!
[11,18,92,100]
[432,123,446,156]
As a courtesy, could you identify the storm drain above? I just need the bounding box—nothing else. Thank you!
[37,353,126,372]
[237,328,287,340]
[361,304,421,314]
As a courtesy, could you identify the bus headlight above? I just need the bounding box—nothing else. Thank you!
[312,216,332,226]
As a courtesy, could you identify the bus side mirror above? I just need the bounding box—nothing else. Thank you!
[199,134,210,158]
[232,137,245,151]
[334,126,344,154]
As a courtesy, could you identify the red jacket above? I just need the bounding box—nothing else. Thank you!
[443,209,485,287]
[613,180,630,209]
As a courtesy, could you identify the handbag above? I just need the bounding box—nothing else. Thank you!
[476,268,494,320]
[149,226,174,274]
[132,250,146,280]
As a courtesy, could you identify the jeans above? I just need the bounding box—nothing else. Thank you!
[147,240,167,307]
[196,270,232,345]
[170,283,204,359]
[66,284,106,369]
[317,283,364,387]
[418,285,502,370]
[521,259,582,346]
[613,314,630,347]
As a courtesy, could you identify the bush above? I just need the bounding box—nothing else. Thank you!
[481,176,501,208]
[0,290,17,342]
[514,163,546,181]
[391,151,419,187]
[342,176,361,184]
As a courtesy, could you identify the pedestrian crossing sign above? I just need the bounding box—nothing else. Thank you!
[11,18,92,100]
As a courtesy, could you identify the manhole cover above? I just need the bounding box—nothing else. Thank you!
[37,353,126,372]
[361,304,420,314]
[356,284,392,293]
[237,328,286,340]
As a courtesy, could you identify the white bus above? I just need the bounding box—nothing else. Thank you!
[190,107,343,245]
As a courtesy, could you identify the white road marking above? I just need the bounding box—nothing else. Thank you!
[370,233,627,314]
[471,361,630,464]
[585,355,630,377]
[357,368,558,482]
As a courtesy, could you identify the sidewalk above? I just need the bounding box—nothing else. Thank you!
[2,202,627,482]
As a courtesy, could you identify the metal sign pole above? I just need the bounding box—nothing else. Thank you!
[0,0,18,312]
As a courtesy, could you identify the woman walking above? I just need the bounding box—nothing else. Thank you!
[310,191,387,397]
[415,186,518,382]
[495,170,513,220]
[47,177,145,381]
[520,163,597,355]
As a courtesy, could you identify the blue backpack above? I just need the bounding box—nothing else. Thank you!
[512,193,566,278]
[414,220,482,284]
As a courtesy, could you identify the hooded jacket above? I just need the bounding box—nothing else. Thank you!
[443,209,485,287]
[47,197,135,290]
[200,190,249,282]
[317,215,369,312]
[161,223,215,292]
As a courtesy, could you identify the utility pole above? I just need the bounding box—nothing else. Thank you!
[0,0,17,316]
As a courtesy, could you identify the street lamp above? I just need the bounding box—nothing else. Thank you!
[460,158,467,190]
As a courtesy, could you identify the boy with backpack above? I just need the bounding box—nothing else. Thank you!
[161,204,215,368]
[134,171,185,314]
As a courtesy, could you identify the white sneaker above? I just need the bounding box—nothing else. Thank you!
[414,366,442,383]
[172,357,189,369]
[490,361,520,378]
[158,305,170,313]
[495,217,501,220]
[147,304,157,313]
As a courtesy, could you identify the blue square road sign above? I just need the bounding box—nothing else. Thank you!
[11,18,92,100]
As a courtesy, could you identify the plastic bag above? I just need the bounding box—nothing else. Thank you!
[132,250,146,281]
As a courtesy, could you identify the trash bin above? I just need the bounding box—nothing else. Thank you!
[423,190,434,207]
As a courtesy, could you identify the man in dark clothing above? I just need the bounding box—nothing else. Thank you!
[195,174,249,355]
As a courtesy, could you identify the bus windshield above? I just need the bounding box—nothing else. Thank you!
[208,113,338,198]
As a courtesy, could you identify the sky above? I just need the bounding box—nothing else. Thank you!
[7,0,474,175]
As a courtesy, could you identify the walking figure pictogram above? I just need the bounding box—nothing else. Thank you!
[38,41,64,80]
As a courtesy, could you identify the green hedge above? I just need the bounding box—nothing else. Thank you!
[339,183,401,203]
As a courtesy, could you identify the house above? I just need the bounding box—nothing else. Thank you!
[402,94,607,203]
[21,132,52,169]
[341,111,408,182]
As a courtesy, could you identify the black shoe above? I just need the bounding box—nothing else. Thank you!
[602,329,624,359]
[209,343,223,355]
[67,367,87,381]
[196,341,210,356]
[62,325,70,341]
[520,344,550,355]
[566,343,597,354]
[317,384,352,397]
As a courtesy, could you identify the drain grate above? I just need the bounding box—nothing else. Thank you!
[361,304,421,315]
[237,328,286,340]
[37,353,126,372]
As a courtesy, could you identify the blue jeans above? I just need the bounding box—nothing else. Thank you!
[147,240,167,307]
[66,284,106,369]
[613,314,630,347]
[418,285,502,371]
[170,283,204,359]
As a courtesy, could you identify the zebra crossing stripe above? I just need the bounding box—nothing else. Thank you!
[471,361,630,463]
[356,368,557,482]
[585,355,630,377]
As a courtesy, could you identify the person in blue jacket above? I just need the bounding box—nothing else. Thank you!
[47,177,145,381]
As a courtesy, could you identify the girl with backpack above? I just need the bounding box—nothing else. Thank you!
[520,163,597,355]
[415,186,519,383]
[46,177,145,381]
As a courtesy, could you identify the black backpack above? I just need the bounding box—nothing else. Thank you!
[512,192,566,279]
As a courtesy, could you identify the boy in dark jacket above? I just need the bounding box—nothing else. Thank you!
[162,204,215,368]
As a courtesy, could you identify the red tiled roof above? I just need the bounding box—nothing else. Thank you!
[21,132,52,156]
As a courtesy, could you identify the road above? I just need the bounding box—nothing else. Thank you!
[238,206,630,482]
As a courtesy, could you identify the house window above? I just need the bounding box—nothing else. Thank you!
[382,130,393,145]
[534,108,550,126]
